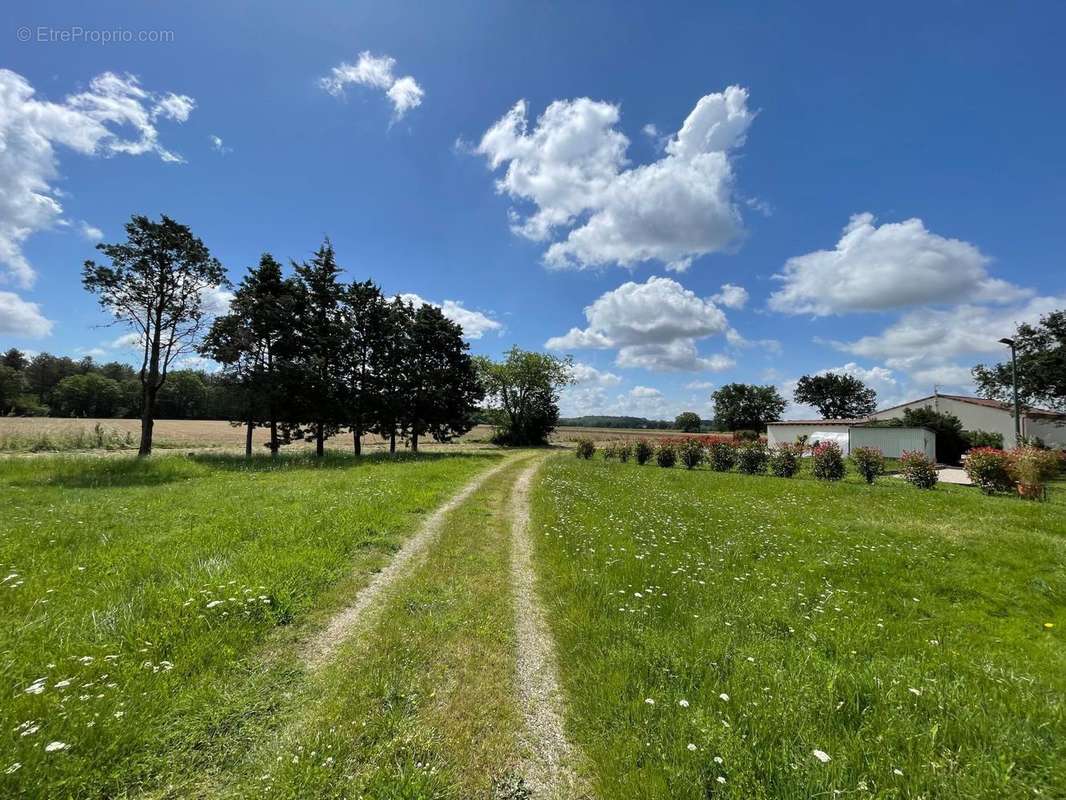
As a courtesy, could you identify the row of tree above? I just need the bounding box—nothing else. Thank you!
[71,214,572,457]
[0,350,241,420]
[705,373,875,433]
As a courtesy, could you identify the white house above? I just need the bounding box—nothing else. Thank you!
[867,393,1066,447]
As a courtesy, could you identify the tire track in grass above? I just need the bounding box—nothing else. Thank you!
[510,457,584,799]
[304,453,527,668]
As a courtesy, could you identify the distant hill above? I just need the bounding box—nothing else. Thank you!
[557,415,678,430]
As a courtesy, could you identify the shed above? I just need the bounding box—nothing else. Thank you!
[766,420,861,454]
[849,426,935,461]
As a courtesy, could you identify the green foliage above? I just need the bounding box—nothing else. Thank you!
[735,442,769,474]
[575,438,596,459]
[0,423,137,453]
[767,444,800,477]
[1009,446,1062,488]
[811,441,846,481]
[0,364,24,414]
[900,450,939,489]
[851,446,885,484]
[892,406,968,464]
[708,441,737,471]
[733,429,760,442]
[965,429,1004,449]
[655,443,677,468]
[601,441,617,461]
[83,214,228,455]
[477,347,573,446]
[52,373,125,417]
[677,438,704,469]
[973,309,1066,412]
[711,383,786,432]
[964,447,1014,494]
[616,441,633,463]
[634,439,654,465]
[674,411,702,433]
[793,372,877,419]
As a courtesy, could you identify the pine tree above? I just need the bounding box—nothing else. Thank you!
[200,254,298,457]
[340,280,387,455]
[370,296,415,454]
[405,303,484,451]
[289,239,348,457]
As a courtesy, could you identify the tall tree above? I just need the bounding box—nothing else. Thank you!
[289,240,347,457]
[793,373,877,419]
[404,303,484,452]
[674,411,702,432]
[369,296,415,454]
[973,310,1066,412]
[2,348,27,371]
[341,280,387,455]
[201,254,298,456]
[711,383,786,432]
[82,215,227,456]
[0,365,24,415]
[476,347,573,446]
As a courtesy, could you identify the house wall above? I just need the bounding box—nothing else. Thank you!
[867,397,1016,444]
[767,423,852,452]
[849,426,935,460]
[1025,417,1066,447]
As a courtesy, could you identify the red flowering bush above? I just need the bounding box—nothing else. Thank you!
[708,441,737,472]
[900,450,938,489]
[656,443,677,468]
[963,447,1014,494]
[735,442,769,474]
[851,446,885,484]
[768,444,801,478]
[677,438,705,469]
[811,441,845,481]
[634,439,654,465]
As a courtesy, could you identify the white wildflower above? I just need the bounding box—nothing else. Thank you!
[813,749,831,763]
[719,693,730,702]
[44,741,68,752]
[687,743,697,751]
[678,699,689,708]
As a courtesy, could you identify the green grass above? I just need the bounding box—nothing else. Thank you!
[0,450,499,798]
[212,455,535,799]
[530,456,1066,799]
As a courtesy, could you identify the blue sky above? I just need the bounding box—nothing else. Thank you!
[2,1,1064,419]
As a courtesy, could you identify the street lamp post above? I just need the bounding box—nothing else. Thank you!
[998,337,1022,447]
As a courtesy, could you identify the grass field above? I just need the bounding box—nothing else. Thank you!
[530,456,1065,799]
[0,451,499,798]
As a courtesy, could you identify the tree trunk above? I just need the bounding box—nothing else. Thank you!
[411,431,419,453]
[245,416,254,459]
[138,384,156,457]
[389,431,396,454]
[316,422,324,458]
[269,419,279,458]
[353,427,361,455]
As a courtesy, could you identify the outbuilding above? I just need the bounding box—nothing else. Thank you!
[766,420,936,460]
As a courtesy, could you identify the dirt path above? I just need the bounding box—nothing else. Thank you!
[303,454,527,668]
[509,458,583,799]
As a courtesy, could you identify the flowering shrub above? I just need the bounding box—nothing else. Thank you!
[964,447,1014,494]
[811,441,845,481]
[708,441,737,472]
[851,446,885,484]
[601,441,617,461]
[767,444,800,478]
[677,438,704,469]
[656,443,677,468]
[900,450,938,489]
[575,438,596,459]
[616,441,633,463]
[634,439,654,466]
[735,442,769,474]
[1009,446,1062,493]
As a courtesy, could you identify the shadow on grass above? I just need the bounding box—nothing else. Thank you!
[10,449,506,489]
[187,449,504,473]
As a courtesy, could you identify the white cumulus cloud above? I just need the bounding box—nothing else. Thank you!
[768,213,1027,315]
[0,69,193,332]
[399,293,502,339]
[545,276,734,372]
[0,291,53,337]
[476,86,753,271]
[320,52,424,119]
[712,283,748,309]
